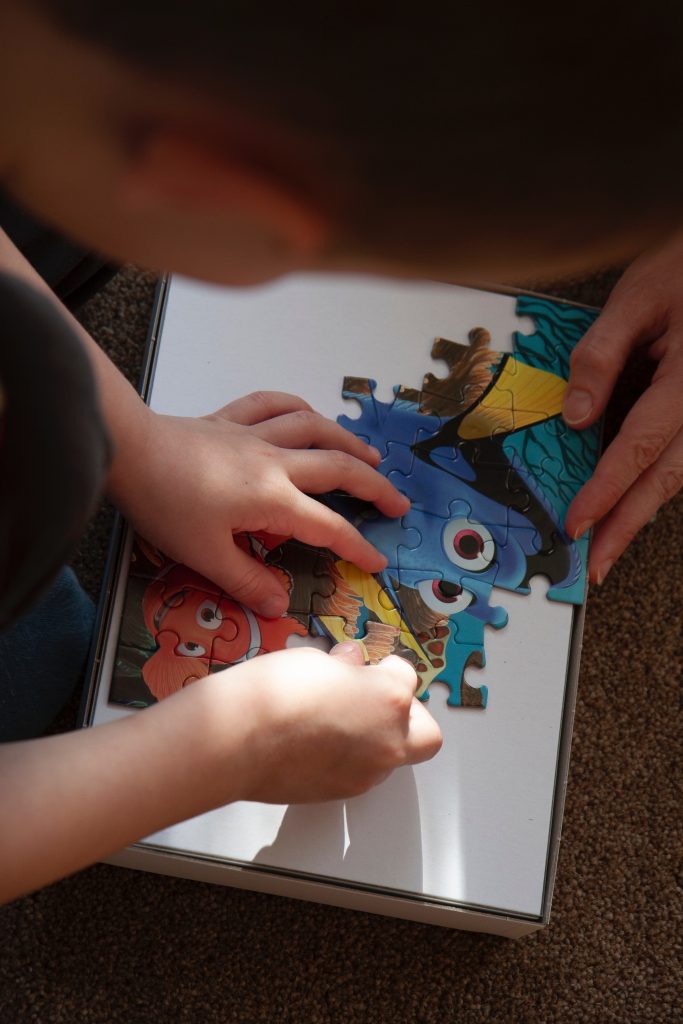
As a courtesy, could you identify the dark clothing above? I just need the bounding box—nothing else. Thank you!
[0,568,94,741]
[0,271,110,628]
[0,198,112,737]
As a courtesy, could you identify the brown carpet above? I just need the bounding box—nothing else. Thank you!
[0,267,681,1023]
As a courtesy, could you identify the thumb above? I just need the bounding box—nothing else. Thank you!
[213,540,289,619]
[329,640,368,665]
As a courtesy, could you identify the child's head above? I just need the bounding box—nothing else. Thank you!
[5,2,683,283]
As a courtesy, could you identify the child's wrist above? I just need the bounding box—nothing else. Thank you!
[152,667,261,810]
[103,400,154,510]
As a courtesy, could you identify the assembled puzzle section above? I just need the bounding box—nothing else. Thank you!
[109,293,600,711]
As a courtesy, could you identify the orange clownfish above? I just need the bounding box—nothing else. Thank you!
[141,561,307,701]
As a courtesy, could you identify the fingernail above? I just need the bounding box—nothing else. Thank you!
[563,388,593,425]
[368,446,381,463]
[330,640,367,665]
[595,559,614,585]
[258,595,288,618]
[573,521,593,540]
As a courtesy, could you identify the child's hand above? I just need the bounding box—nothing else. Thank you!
[108,391,409,617]
[563,233,683,583]
[0,643,442,903]
[208,646,443,804]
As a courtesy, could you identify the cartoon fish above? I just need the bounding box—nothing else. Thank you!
[140,555,307,701]
[315,330,583,705]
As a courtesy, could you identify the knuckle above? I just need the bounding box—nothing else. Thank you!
[598,476,628,509]
[389,684,413,717]
[430,726,444,756]
[328,449,355,475]
[292,408,320,429]
[245,390,280,418]
[246,390,273,408]
[653,463,683,504]
[629,432,669,473]
[228,561,266,601]
[569,335,613,375]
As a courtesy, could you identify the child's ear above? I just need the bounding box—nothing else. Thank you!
[119,130,328,259]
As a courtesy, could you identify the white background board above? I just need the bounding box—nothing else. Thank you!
[92,274,574,917]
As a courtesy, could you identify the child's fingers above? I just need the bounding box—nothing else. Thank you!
[208,540,290,619]
[286,449,409,518]
[212,391,314,426]
[404,699,443,764]
[252,411,380,466]
[329,640,367,665]
[284,492,389,572]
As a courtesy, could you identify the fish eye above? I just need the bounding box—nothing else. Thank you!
[442,518,495,572]
[196,600,223,630]
[417,578,474,615]
[176,641,206,658]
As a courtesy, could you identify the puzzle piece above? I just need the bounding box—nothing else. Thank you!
[264,540,334,609]
[112,293,601,714]
[111,643,159,706]
[118,577,157,652]
[126,536,169,581]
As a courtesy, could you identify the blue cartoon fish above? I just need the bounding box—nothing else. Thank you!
[266,300,600,708]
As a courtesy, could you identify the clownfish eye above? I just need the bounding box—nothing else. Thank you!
[442,518,495,573]
[417,578,473,615]
[176,641,206,658]
[196,600,223,630]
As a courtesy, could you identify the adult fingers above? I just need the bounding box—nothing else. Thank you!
[286,449,409,518]
[565,350,683,536]
[206,537,289,618]
[586,427,683,584]
[563,289,659,429]
[251,410,380,466]
[211,391,314,426]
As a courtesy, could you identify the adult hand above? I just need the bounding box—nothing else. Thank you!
[109,390,409,617]
[563,232,683,583]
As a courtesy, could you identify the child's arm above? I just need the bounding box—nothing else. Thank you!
[0,648,441,905]
[563,231,683,584]
[0,229,408,617]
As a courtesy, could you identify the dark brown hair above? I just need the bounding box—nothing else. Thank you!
[34,2,683,258]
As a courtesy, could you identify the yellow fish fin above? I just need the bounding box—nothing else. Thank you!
[329,562,435,677]
[458,356,567,439]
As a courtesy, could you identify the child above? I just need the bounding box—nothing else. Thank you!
[0,1,681,903]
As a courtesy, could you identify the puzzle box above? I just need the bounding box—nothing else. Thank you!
[82,273,599,937]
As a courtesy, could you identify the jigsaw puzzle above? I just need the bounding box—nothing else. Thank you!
[110,294,600,710]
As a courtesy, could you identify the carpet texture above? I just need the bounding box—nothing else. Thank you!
[0,266,681,1024]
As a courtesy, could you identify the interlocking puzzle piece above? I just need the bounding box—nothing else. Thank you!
[331,620,403,665]
[126,536,168,581]
[144,629,207,700]
[118,576,157,652]
[112,293,601,714]
[409,330,505,416]
[265,539,339,620]
[113,643,159,706]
